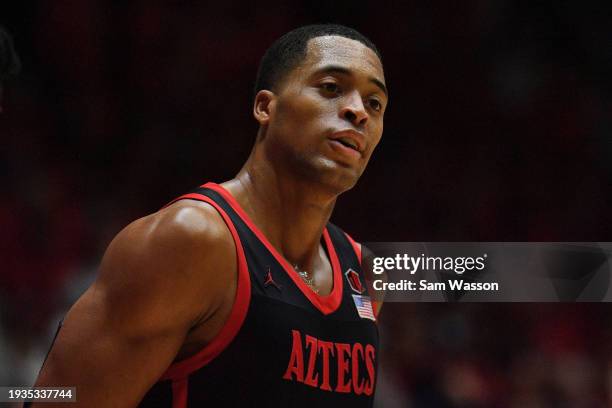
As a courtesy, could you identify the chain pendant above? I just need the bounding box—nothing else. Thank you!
[294,265,319,294]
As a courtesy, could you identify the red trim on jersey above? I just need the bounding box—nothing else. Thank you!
[160,194,251,380]
[343,232,381,319]
[164,192,212,208]
[171,377,188,408]
[344,232,362,266]
[203,182,343,315]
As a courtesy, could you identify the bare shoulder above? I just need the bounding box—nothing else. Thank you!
[96,198,236,331]
[113,199,232,259]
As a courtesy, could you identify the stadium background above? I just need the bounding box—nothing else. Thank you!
[1,1,611,406]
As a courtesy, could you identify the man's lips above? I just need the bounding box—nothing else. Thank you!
[328,129,366,154]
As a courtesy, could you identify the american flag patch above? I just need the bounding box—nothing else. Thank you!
[352,294,376,321]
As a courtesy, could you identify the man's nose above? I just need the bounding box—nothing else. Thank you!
[339,92,368,127]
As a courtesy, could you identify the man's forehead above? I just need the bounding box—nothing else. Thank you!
[302,35,385,82]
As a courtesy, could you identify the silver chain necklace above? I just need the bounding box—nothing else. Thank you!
[293,264,319,294]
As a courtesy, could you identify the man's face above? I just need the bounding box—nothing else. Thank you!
[263,35,388,193]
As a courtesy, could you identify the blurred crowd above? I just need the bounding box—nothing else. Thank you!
[1,1,611,406]
[375,303,612,407]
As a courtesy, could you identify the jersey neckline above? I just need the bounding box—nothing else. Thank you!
[203,182,343,315]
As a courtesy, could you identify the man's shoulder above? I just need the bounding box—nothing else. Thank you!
[95,198,236,327]
[103,198,235,285]
[122,199,231,248]
[330,224,362,255]
[146,198,232,246]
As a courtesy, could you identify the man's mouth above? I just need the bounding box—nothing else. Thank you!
[327,139,362,161]
[328,129,365,154]
[336,137,359,151]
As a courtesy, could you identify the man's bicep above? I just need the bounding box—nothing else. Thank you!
[34,210,228,407]
[35,279,189,407]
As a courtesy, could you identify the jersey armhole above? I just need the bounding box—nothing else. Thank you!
[343,232,362,266]
[160,194,251,380]
[343,231,383,320]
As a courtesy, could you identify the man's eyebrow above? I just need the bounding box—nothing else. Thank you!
[314,64,388,96]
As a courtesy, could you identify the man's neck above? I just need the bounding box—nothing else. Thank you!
[221,157,338,273]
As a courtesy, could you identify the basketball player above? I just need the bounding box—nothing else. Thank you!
[31,24,388,407]
[0,25,21,112]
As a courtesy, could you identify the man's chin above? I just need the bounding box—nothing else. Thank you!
[311,160,363,194]
[288,153,364,193]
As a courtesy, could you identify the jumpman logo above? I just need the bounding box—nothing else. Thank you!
[264,267,282,291]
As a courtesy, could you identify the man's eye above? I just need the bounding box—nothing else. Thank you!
[369,98,382,112]
[321,83,340,94]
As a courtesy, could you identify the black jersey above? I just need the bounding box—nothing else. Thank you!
[139,182,379,408]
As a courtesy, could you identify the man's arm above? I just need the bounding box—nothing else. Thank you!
[31,201,236,407]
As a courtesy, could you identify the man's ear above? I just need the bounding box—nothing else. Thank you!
[253,90,276,126]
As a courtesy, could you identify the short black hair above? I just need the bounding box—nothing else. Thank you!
[0,26,21,81]
[254,24,381,97]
